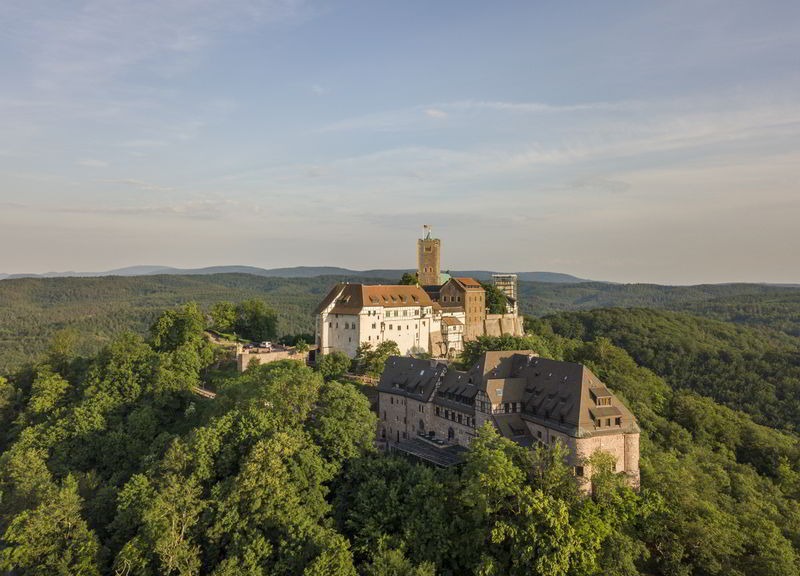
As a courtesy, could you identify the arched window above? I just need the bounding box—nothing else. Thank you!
[419,419,425,433]
[448,427,454,441]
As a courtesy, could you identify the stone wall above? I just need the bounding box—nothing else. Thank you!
[237,349,310,372]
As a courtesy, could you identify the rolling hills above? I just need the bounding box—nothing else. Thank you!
[2,272,800,373]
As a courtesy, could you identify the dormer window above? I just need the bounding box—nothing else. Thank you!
[590,387,612,407]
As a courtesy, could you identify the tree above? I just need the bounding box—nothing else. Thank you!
[459,425,578,576]
[234,299,278,342]
[47,328,79,372]
[1,475,101,576]
[399,273,418,286]
[353,341,400,378]
[210,301,236,333]
[364,541,435,576]
[295,339,309,354]
[318,352,351,381]
[309,380,377,473]
[149,302,206,352]
[0,376,18,450]
[480,282,508,315]
[459,334,557,367]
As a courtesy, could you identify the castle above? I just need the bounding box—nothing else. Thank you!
[313,226,523,359]
[377,351,641,492]
[312,226,641,492]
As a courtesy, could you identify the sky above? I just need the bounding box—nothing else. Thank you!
[1,0,799,284]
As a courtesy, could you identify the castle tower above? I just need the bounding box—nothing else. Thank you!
[417,225,441,286]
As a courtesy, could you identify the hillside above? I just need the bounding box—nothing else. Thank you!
[532,308,800,433]
[0,303,796,575]
[0,266,591,283]
[3,274,800,373]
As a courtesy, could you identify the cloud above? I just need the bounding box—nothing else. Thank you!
[77,158,109,168]
[51,197,247,220]
[7,0,313,91]
[95,178,176,192]
[312,84,327,95]
[118,139,168,148]
[321,99,625,132]
[425,108,447,119]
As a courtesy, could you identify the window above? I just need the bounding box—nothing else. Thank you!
[575,466,584,477]
[389,324,393,330]
[457,414,462,424]
[435,407,440,416]
[328,322,332,327]
[596,419,601,427]
[537,430,542,439]
[615,417,622,426]
[504,403,509,413]
[606,418,611,427]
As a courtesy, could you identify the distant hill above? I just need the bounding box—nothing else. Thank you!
[1,265,592,283]
[3,272,800,373]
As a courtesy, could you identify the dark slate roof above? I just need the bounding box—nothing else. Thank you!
[378,351,640,442]
[492,413,534,445]
[377,356,448,401]
[422,284,443,301]
[391,437,468,467]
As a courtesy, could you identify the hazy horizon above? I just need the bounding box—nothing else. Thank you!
[2,1,799,285]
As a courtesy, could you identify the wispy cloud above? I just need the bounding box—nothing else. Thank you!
[51,197,248,220]
[7,0,313,91]
[425,108,448,119]
[320,99,626,132]
[0,201,29,209]
[95,178,175,192]
[118,139,168,148]
[77,158,109,168]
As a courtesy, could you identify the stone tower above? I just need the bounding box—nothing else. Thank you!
[417,225,441,286]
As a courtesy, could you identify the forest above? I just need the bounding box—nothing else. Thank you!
[2,273,800,371]
[0,300,797,575]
